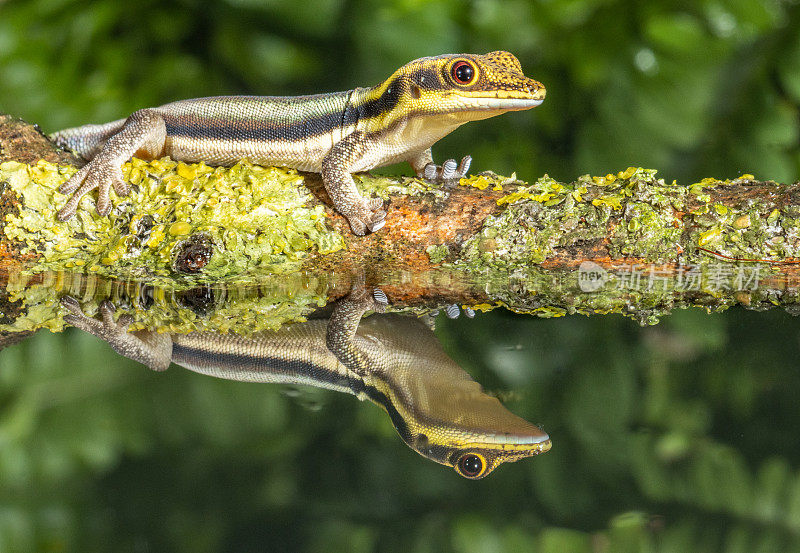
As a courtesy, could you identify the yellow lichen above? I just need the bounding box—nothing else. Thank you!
[0,158,346,285]
[497,190,554,206]
[592,196,623,210]
[698,228,722,246]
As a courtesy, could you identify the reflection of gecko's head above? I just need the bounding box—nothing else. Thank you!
[358,313,551,478]
[368,380,551,478]
[403,397,551,479]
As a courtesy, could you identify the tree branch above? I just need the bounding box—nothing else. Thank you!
[2,113,800,332]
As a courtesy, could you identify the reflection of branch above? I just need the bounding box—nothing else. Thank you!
[3,113,800,324]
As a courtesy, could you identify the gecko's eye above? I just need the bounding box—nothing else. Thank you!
[455,452,486,478]
[451,61,476,86]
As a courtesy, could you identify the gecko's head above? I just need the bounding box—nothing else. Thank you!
[368,51,545,125]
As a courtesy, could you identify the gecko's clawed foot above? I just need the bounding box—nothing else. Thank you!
[62,296,133,340]
[346,198,386,235]
[423,155,472,182]
[57,160,129,221]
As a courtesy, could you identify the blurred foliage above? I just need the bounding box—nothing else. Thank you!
[2,0,800,551]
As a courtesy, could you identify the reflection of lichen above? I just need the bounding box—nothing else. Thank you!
[0,158,346,285]
[0,270,333,335]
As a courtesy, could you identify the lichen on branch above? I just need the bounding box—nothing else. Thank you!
[3,113,800,327]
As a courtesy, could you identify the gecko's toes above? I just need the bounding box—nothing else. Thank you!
[371,288,388,313]
[440,159,458,180]
[95,182,113,215]
[61,296,102,333]
[59,180,80,195]
[346,200,386,235]
[365,210,386,232]
[422,155,472,183]
[111,173,130,196]
[58,162,128,220]
[372,288,388,305]
[60,295,82,314]
[348,218,367,236]
[424,163,438,181]
[99,300,117,325]
[366,219,385,232]
[456,155,472,177]
[58,165,89,195]
[96,196,112,216]
[57,206,75,221]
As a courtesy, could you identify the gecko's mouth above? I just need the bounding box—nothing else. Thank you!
[483,97,544,110]
[480,430,551,446]
[456,96,545,112]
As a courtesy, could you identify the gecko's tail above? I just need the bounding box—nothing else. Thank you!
[50,118,127,160]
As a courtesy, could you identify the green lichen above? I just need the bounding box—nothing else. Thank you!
[0,158,347,285]
[456,167,792,276]
[355,173,443,200]
[440,168,800,322]
[426,244,449,264]
[458,167,677,269]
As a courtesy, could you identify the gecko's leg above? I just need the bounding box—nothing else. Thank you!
[57,109,168,221]
[321,131,386,235]
[61,296,173,371]
[325,275,388,376]
[408,148,472,183]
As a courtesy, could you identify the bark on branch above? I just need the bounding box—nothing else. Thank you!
[3,112,800,330]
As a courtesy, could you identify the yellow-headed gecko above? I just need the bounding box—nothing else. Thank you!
[52,51,545,235]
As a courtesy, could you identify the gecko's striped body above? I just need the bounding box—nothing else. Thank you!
[53,52,545,235]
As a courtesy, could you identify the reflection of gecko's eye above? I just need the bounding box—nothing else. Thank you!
[456,453,485,478]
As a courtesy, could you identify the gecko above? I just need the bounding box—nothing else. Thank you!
[52,51,545,235]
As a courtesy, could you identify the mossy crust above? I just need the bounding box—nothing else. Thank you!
[1,138,800,332]
[455,168,797,270]
[0,159,353,284]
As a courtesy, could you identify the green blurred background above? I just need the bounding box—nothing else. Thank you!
[3,0,800,551]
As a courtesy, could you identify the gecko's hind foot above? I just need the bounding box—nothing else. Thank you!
[57,160,129,221]
[423,155,471,182]
[61,296,172,371]
[62,297,133,338]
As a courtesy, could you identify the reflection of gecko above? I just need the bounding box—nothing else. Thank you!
[51,52,545,235]
[62,290,550,479]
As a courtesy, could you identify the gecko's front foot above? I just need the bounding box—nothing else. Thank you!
[423,155,472,182]
[57,159,130,221]
[345,197,387,236]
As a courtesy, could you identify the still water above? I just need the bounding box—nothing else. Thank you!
[1,267,800,552]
